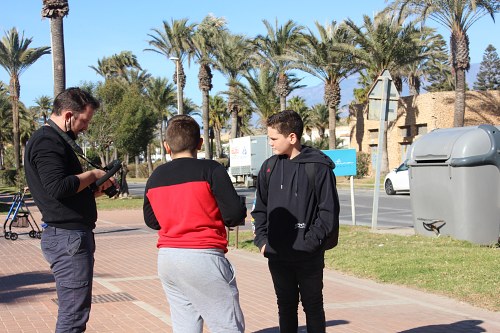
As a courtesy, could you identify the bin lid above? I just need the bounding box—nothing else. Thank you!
[408,124,500,167]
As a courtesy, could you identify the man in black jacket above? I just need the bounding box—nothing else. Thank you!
[252,110,340,333]
[24,87,115,332]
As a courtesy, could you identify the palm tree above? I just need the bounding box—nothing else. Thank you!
[41,0,69,97]
[212,32,255,138]
[90,51,142,80]
[146,77,176,162]
[209,95,230,158]
[240,65,280,127]
[405,32,448,95]
[0,91,12,169]
[20,103,38,154]
[387,0,499,126]
[193,15,227,158]
[288,96,313,139]
[343,13,424,172]
[0,28,50,171]
[33,95,52,124]
[290,21,358,149]
[254,19,306,111]
[146,18,196,115]
[310,103,330,138]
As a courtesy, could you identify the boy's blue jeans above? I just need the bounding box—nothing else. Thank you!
[41,226,95,333]
[268,253,326,333]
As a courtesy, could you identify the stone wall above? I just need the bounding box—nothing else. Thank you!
[349,90,500,173]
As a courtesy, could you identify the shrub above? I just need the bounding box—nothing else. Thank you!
[0,168,26,189]
[355,151,370,179]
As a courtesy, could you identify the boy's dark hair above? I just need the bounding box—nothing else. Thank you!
[165,115,200,153]
[53,87,100,115]
[266,110,303,140]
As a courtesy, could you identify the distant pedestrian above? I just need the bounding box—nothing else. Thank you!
[252,110,340,333]
[119,162,129,198]
[143,115,246,333]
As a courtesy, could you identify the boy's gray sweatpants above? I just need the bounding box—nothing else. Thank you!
[158,248,245,333]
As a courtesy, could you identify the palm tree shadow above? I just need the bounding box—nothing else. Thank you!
[253,319,349,332]
[398,320,485,333]
[0,271,55,304]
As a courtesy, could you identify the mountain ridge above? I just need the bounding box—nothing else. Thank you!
[290,63,480,117]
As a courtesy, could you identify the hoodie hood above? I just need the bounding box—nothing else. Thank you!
[290,146,335,169]
[274,146,335,196]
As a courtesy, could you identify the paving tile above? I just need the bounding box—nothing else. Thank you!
[1,209,498,332]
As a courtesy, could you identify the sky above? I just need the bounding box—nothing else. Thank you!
[0,0,498,109]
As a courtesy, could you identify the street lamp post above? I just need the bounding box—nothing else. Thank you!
[169,56,181,115]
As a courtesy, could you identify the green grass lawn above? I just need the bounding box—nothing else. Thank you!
[230,226,500,312]
[95,195,144,210]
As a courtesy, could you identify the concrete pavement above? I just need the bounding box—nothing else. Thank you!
[1,208,499,332]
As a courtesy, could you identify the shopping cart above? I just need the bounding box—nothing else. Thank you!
[3,188,42,241]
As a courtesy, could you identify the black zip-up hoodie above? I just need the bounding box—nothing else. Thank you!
[252,146,340,260]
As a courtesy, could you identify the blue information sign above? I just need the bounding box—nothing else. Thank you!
[321,149,357,177]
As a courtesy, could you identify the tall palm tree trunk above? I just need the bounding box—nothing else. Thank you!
[229,85,238,139]
[135,155,140,178]
[215,128,222,158]
[199,63,212,159]
[0,141,4,170]
[277,72,289,111]
[10,76,21,171]
[328,107,337,149]
[50,16,66,96]
[202,90,210,159]
[280,96,286,111]
[325,80,340,149]
[230,108,238,139]
[454,68,466,127]
[147,144,153,176]
[160,120,166,163]
[175,64,186,115]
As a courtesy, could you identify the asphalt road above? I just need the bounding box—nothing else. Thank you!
[129,182,414,230]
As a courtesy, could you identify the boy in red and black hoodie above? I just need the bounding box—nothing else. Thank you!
[143,115,246,333]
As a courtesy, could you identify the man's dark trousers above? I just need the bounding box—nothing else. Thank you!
[41,226,95,333]
[268,253,326,333]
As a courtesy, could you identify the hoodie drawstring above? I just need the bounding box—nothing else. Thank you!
[294,164,299,196]
[280,158,300,196]
[280,158,284,189]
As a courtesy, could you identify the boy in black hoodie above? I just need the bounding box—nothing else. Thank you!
[252,110,340,333]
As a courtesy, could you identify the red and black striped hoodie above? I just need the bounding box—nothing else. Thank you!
[143,158,246,252]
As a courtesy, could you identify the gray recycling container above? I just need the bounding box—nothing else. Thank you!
[407,124,500,245]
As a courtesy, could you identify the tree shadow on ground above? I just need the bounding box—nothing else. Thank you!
[0,271,55,304]
[398,320,485,333]
[253,319,349,332]
[94,227,142,235]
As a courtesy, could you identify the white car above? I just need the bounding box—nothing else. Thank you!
[384,161,410,195]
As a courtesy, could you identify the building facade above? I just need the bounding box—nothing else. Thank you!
[349,90,500,172]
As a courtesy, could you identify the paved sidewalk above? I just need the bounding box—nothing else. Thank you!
[1,208,499,332]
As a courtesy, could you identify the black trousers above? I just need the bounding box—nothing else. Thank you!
[268,253,325,333]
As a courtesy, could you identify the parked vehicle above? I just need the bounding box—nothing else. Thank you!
[384,161,410,195]
[229,135,273,187]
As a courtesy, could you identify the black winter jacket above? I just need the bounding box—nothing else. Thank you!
[252,146,340,260]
